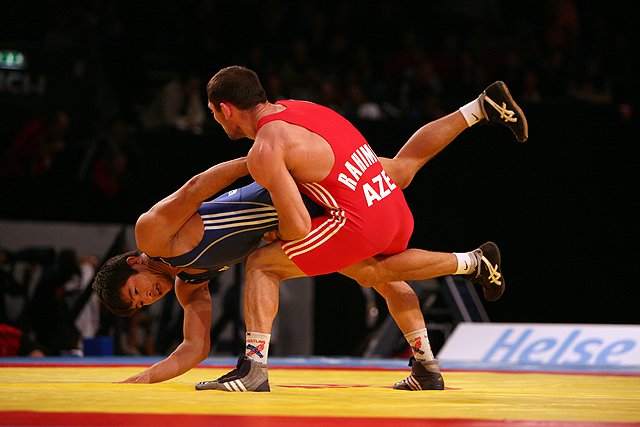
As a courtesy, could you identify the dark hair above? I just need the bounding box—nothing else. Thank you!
[206,65,267,111]
[92,250,141,317]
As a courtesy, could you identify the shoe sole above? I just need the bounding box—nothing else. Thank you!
[485,80,529,142]
[195,379,270,392]
[479,242,505,301]
[495,81,528,143]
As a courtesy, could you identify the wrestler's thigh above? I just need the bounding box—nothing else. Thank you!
[247,241,307,280]
[338,256,388,287]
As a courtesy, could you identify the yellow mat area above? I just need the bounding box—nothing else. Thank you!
[1,366,639,424]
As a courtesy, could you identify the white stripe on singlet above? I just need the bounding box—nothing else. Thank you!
[282,213,346,259]
[172,202,278,268]
[203,216,278,230]
[300,182,339,209]
[201,204,277,228]
[282,182,346,259]
[202,206,278,230]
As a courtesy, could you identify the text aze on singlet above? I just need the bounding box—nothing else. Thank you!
[255,100,414,275]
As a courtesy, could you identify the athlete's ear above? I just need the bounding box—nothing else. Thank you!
[219,102,233,119]
[126,256,141,266]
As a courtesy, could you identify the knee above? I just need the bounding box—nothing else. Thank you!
[351,265,383,288]
[246,247,272,276]
[385,159,418,189]
[374,281,411,298]
[395,175,414,189]
[245,244,298,283]
[246,247,265,269]
[390,168,413,189]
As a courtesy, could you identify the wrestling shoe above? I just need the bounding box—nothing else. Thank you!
[393,357,444,391]
[466,241,505,302]
[195,355,270,392]
[479,81,528,142]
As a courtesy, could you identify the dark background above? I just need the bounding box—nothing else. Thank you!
[1,0,637,356]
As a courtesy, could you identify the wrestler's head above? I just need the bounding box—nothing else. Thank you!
[206,65,267,140]
[93,250,173,316]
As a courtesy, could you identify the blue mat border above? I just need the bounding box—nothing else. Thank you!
[1,356,639,374]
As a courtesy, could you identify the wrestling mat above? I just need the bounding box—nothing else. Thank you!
[1,357,639,426]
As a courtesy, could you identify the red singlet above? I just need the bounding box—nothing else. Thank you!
[257,100,414,275]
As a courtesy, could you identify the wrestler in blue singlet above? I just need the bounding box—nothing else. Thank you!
[151,182,323,284]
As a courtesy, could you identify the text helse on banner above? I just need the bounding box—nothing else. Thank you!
[437,323,640,367]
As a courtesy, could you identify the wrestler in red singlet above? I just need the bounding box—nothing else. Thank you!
[257,100,414,275]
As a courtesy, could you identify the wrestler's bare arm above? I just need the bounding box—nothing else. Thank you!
[247,127,311,241]
[136,157,249,254]
[120,279,212,383]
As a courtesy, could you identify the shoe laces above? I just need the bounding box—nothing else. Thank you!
[481,255,502,285]
[215,367,243,382]
[484,95,517,123]
[215,358,250,382]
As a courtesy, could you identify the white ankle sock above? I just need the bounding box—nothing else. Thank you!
[245,332,271,364]
[459,99,485,127]
[454,252,476,275]
[404,328,434,361]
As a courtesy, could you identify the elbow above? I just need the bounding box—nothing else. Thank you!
[280,218,311,241]
[199,338,211,362]
[185,335,210,364]
[282,230,306,241]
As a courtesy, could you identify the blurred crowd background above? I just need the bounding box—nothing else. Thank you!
[0,0,636,357]
[0,0,634,220]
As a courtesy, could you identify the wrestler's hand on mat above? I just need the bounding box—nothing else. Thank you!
[118,372,152,384]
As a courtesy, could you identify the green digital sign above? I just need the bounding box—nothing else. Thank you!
[0,50,26,70]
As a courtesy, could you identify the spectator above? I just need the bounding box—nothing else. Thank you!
[26,248,95,355]
[345,82,384,121]
[140,73,206,135]
[0,110,70,179]
[63,254,100,343]
[0,323,45,357]
[77,116,144,221]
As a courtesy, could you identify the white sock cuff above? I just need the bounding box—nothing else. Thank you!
[404,328,428,340]
[246,332,271,341]
[404,328,434,361]
[459,99,484,127]
[246,331,271,363]
[454,252,473,275]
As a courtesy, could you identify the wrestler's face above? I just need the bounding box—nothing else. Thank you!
[209,101,244,141]
[121,270,173,310]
